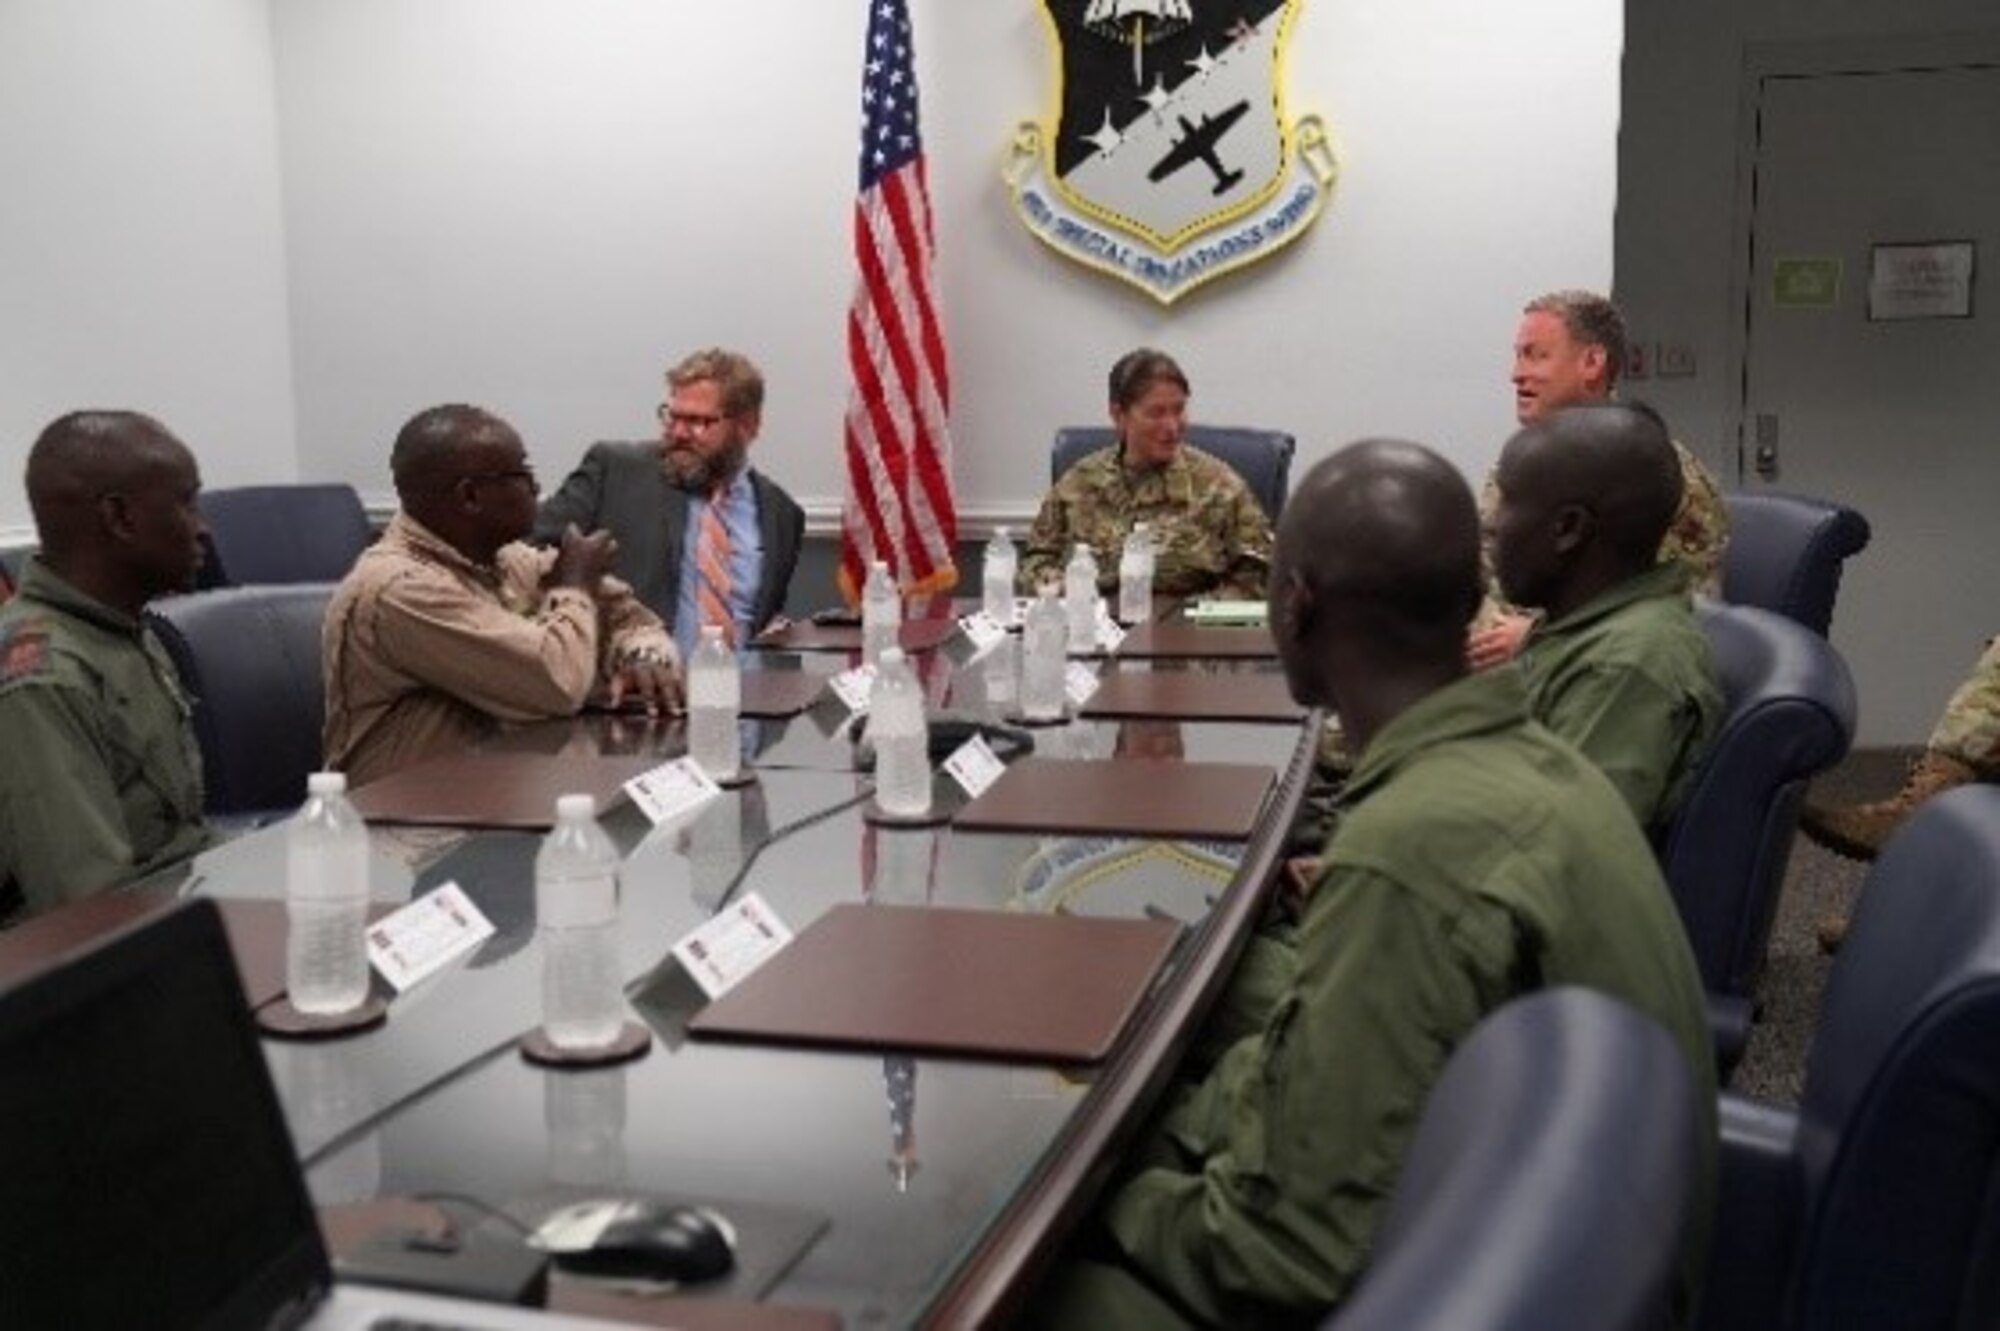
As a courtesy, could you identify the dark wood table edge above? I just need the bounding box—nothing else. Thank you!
[917,708,1323,1328]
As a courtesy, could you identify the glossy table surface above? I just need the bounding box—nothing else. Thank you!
[143,612,1318,1327]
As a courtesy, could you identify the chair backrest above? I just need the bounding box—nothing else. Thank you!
[148,584,335,818]
[1781,786,2000,1330]
[1050,426,1296,522]
[1720,492,1871,637]
[1656,603,1854,1013]
[1330,988,1700,1331]
[197,483,373,587]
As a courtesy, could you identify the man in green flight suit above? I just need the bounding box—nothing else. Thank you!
[1493,401,1722,837]
[1033,438,1715,1329]
[0,411,215,923]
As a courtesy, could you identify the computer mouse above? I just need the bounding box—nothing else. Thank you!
[549,1200,737,1285]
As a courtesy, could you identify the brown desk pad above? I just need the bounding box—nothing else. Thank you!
[349,750,663,828]
[740,669,828,718]
[1115,620,1276,660]
[1081,670,1304,724]
[750,616,960,655]
[951,756,1274,841]
[689,903,1179,1064]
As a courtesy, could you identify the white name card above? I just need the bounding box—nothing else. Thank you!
[829,662,879,713]
[1064,660,1101,707]
[1094,603,1128,654]
[943,734,1007,799]
[671,891,794,999]
[366,882,496,992]
[956,610,1008,658]
[624,756,722,826]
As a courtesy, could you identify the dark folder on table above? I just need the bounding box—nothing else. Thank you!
[1114,620,1276,660]
[952,756,1274,841]
[751,618,960,655]
[349,749,662,828]
[741,669,829,718]
[1081,670,1305,724]
[688,903,1178,1063]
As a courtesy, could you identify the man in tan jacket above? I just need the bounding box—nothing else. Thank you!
[324,404,679,785]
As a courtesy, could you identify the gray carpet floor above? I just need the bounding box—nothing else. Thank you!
[1725,746,1919,1103]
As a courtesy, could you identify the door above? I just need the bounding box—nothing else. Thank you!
[1739,49,2000,745]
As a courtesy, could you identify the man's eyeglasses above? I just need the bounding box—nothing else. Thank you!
[657,404,731,433]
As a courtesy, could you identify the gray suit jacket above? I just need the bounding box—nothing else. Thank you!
[534,441,806,636]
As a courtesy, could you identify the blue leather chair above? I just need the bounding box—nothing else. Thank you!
[1051,426,1296,522]
[1720,492,1870,637]
[148,584,334,819]
[1330,988,1701,1331]
[1696,785,2000,1331]
[196,483,373,587]
[1657,602,1855,1067]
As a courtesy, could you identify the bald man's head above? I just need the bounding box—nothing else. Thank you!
[389,404,538,563]
[24,411,205,604]
[1271,439,1482,712]
[1491,402,1681,612]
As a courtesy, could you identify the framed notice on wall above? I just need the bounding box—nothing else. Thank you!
[1868,241,1976,321]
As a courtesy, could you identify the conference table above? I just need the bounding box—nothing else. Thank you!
[128,604,1318,1327]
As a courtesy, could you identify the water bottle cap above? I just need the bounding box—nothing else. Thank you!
[879,647,906,667]
[307,771,347,796]
[872,559,888,572]
[555,793,598,821]
[699,624,724,642]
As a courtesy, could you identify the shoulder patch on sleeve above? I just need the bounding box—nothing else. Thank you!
[0,618,51,687]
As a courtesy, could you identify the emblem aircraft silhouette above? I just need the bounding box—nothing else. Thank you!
[1147,99,1252,195]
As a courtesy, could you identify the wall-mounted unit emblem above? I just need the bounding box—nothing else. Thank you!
[1006,0,1336,304]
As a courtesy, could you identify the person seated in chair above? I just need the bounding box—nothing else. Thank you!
[1803,643,2000,948]
[1018,348,1273,600]
[0,411,215,922]
[1470,289,1729,669]
[1490,401,1722,836]
[1031,439,1715,1330]
[535,348,804,657]
[323,404,678,786]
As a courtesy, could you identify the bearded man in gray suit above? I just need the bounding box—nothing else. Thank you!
[536,348,806,656]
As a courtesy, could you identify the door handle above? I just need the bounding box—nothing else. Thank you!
[1753,414,1780,480]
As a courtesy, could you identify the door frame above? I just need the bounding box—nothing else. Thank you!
[1725,30,2000,483]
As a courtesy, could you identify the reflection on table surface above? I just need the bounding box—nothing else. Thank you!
[158,637,1315,1327]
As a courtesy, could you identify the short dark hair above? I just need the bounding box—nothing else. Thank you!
[389,404,513,494]
[1106,347,1190,409]
[1524,290,1628,388]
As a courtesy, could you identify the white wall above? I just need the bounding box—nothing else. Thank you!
[266,0,1622,520]
[0,0,1619,539]
[1616,0,1996,464]
[0,0,296,540]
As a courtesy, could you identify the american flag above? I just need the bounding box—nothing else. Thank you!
[838,0,958,603]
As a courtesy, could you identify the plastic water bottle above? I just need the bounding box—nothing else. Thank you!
[536,794,624,1051]
[1119,522,1156,624]
[286,771,372,1015]
[687,625,741,782]
[870,647,932,817]
[1021,583,1069,722]
[1065,543,1100,653]
[982,527,1018,627]
[862,559,900,666]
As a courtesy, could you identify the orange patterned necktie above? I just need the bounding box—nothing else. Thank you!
[696,487,734,645]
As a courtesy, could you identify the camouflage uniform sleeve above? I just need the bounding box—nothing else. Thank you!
[1218,477,1275,599]
[0,682,147,914]
[1476,462,1510,608]
[1019,470,1080,594]
[1664,441,1729,595]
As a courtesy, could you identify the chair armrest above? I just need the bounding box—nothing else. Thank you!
[1696,1094,1805,1331]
